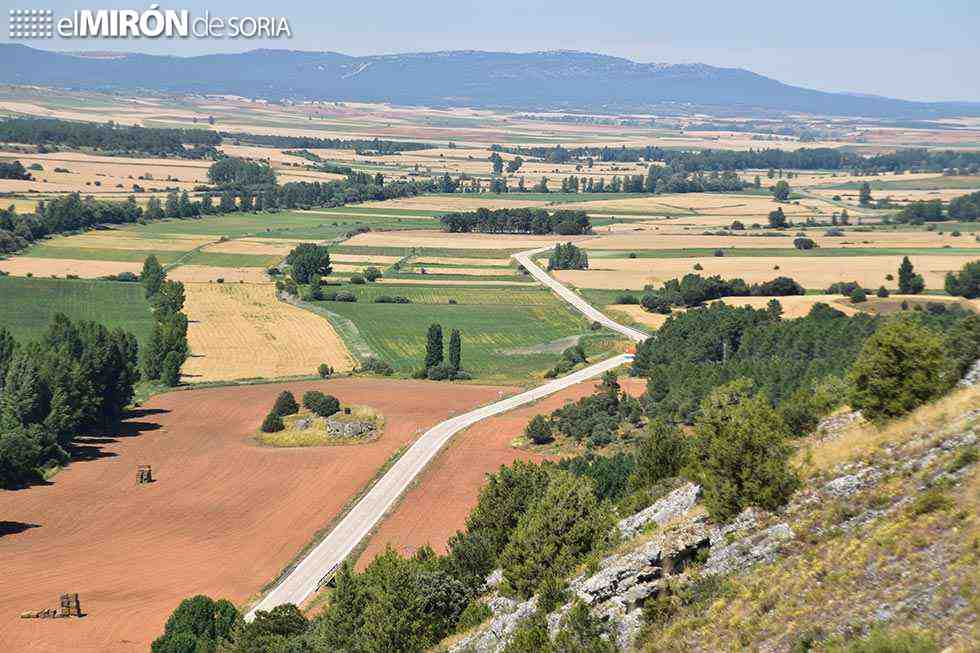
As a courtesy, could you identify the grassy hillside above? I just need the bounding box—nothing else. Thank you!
[0,276,155,345]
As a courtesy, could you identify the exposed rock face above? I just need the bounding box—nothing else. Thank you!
[453,483,795,653]
[959,358,980,387]
[617,482,701,539]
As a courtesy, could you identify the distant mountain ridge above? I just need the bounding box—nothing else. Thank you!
[2,44,978,118]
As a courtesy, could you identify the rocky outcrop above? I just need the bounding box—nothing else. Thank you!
[453,486,795,653]
[958,358,980,387]
[324,418,374,438]
[617,482,701,539]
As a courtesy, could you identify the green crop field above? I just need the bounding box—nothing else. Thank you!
[179,250,281,268]
[313,295,615,381]
[21,245,185,264]
[332,245,522,259]
[316,283,561,305]
[0,276,155,345]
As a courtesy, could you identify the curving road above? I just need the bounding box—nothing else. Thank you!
[247,353,632,617]
[513,247,649,343]
[247,245,651,619]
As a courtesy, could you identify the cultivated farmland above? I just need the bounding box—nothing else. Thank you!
[0,378,514,653]
[181,283,355,383]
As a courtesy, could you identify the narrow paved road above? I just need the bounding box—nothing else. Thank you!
[247,244,652,619]
[513,247,650,343]
[247,353,632,617]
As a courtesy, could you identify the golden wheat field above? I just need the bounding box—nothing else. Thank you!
[0,257,141,278]
[39,231,214,252]
[180,283,354,383]
[375,278,536,286]
[413,256,512,266]
[555,255,976,290]
[166,266,272,283]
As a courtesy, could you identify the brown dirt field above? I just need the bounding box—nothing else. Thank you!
[0,257,141,278]
[166,266,271,284]
[0,378,513,653]
[344,230,588,250]
[181,283,354,382]
[555,255,977,290]
[356,376,645,566]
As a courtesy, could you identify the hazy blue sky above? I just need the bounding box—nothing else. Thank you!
[9,0,980,101]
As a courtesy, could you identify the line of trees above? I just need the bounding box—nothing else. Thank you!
[219,132,432,154]
[639,273,804,313]
[0,117,220,158]
[496,144,980,173]
[139,256,188,388]
[0,314,139,489]
[899,190,980,223]
[0,169,436,254]
[440,208,591,235]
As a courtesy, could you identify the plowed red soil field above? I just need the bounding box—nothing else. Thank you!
[0,378,512,653]
[357,376,645,567]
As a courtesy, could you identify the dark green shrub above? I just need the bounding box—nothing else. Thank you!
[303,391,340,417]
[524,415,554,445]
[261,412,285,433]
[272,390,299,416]
[317,363,332,378]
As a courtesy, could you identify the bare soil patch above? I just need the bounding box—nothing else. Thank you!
[0,378,512,653]
[0,257,140,278]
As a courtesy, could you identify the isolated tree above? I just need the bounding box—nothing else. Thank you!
[793,236,816,250]
[686,380,800,521]
[425,323,444,369]
[272,390,299,416]
[140,255,166,299]
[772,180,791,202]
[286,243,332,284]
[524,415,553,445]
[898,256,925,294]
[849,317,948,421]
[448,329,461,371]
[768,207,788,228]
[317,363,332,379]
[850,286,867,303]
[859,181,873,206]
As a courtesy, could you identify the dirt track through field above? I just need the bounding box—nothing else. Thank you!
[0,379,512,653]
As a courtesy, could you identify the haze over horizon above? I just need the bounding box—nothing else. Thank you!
[5,0,979,103]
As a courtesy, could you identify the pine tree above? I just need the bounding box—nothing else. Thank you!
[448,329,461,371]
[164,191,180,218]
[425,324,443,369]
[898,256,924,294]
